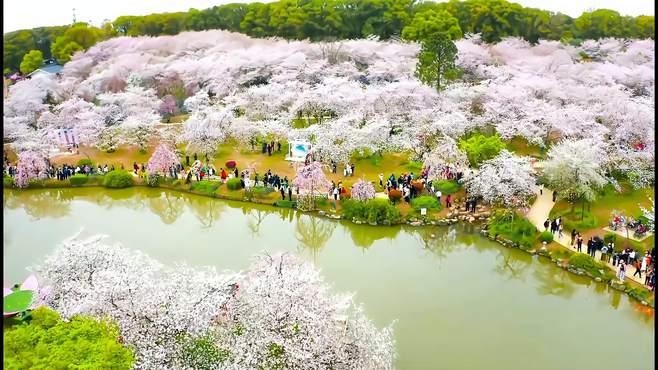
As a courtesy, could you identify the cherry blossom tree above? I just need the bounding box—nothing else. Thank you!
[16,150,49,188]
[292,161,332,210]
[180,104,233,155]
[147,144,180,176]
[423,136,469,180]
[34,234,395,370]
[541,138,609,214]
[351,179,377,201]
[461,150,535,210]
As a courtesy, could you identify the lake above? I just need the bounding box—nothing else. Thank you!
[3,188,654,370]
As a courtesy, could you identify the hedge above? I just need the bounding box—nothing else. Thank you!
[76,158,93,168]
[102,170,134,188]
[411,196,441,211]
[226,178,242,190]
[432,180,460,195]
[69,174,89,186]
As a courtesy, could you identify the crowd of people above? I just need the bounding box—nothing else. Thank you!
[540,215,656,290]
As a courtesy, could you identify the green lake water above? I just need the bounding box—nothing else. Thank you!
[3,188,655,370]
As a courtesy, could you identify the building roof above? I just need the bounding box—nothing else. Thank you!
[27,63,63,78]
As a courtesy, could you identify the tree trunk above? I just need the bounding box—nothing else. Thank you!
[581,201,585,221]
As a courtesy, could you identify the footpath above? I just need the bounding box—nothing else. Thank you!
[527,186,645,284]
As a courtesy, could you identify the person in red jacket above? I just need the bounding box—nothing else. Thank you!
[221,168,227,181]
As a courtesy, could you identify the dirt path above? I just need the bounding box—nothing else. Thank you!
[527,186,646,284]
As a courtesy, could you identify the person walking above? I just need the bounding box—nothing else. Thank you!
[618,262,626,281]
[576,235,583,252]
[641,252,649,273]
[280,186,285,200]
[544,219,550,231]
[570,229,577,246]
[435,189,442,204]
[633,259,643,279]
[288,186,292,201]
[445,194,452,208]
[601,244,608,262]
[379,173,384,189]
[552,190,557,202]
[558,223,564,238]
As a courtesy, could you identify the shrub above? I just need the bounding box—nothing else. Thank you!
[458,133,505,167]
[4,176,15,188]
[3,306,134,369]
[603,232,617,246]
[69,174,88,186]
[432,180,460,195]
[411,196,441,211]
[191,180,220,194]
[488,210,537,250]
[388,189,402,203]
[147,174,161,187]
[539,230,554,243]
[226,178,242,190]
[102,170,134,188]
[342,198,400,224]
[180,334,230,370]
[76,158,93,168]
[252,185,274,197]
[274,200,296,208]
[342,199,367,221]
[365,198,401,224]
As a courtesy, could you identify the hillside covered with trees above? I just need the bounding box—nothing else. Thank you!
[4,0,655,73]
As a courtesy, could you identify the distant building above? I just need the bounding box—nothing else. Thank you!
[27,59,63,78]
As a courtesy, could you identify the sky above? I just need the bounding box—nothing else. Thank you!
[3,0,655,34]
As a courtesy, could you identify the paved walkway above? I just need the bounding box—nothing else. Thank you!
[527,186,646,285]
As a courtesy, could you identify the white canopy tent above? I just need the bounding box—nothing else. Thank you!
[285,140,312,162]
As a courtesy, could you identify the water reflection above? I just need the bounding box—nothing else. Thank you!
[534,265,576,299]
[348,223,401,249]
[146,191,186,225]
[3,188,656,321]
[295,214,336,256]
[246,208,269,236]
[187,195,226,228]
[494,250,531,281]
[4,189,72,219]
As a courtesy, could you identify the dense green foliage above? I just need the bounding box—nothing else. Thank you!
[226,178,243,190]
[415,35,458,91]
[4,176,16,188]
[342,198,401,224]
[3,306,134,370]
[487,210,537,249]
[19,50,43,74]
[432,179,460,195]
[69,174,89,186]
[191,180,220,194]
[102,170,134,188]
[458,133,505,167]
[180,334,230,370]
[76,158,94,167]
[274,199,296,208]
[410,195,441,211]
[5,0,653,72]
[539,230,554,243]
